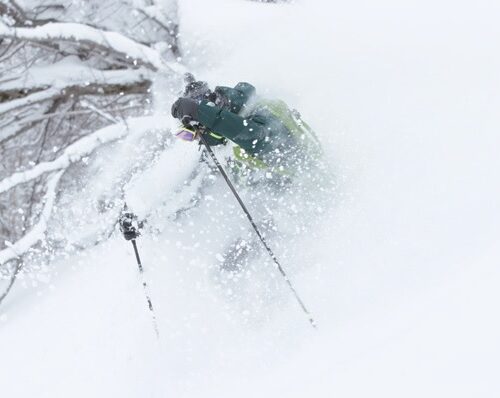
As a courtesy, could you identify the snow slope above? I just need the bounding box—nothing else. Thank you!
[1,0,500,396]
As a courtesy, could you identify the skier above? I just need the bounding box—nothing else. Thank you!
[117,76,327,325]
[170,75,327,270]
[171,74,322,179]
[120,75,330,272]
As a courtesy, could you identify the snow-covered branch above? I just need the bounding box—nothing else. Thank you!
[0,0,58,26]
[0,121,128,194]
[134,0,180,57]
[0,170,63,266]
[0,65,152,106]
[0,0,27,26]
[0,21,183,72]
[0,116,169,194]
[0,0,183,275]
[0,67,152,145]
[0,87,59,116]
[0,114,170,265]
[0,57,157,150]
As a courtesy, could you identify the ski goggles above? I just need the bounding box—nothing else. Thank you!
[175,126,198,141]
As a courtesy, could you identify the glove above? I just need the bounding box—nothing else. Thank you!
[171,97,199,121]
[119,212,141,241]
[123,229,139,241]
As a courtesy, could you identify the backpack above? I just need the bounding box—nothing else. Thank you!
[232,99,322,172]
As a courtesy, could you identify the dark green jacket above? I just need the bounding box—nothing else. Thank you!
[197,83,296,158]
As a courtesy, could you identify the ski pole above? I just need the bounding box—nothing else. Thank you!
[198,132,317,329]
[131,239,160,339]
[120,210,160,339]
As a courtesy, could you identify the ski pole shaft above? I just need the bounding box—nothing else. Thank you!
[198,133,317,329]
[131,239,160,339]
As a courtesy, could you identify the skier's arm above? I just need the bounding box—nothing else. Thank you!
[197,101,269,155]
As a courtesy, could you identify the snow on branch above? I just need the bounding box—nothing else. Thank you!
[0,0,26,26]
[134,0,180,57]
[0,66,153,144]
[0,87,59,116]
[0,115,170,265]
[0,116,169,195]
[0,170,63,266]
[0,22,185,73]
[0,65,152,104]
[0,0,57,26]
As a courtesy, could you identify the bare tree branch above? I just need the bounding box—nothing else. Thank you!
[0,21,184,72]
[0,259,21,306]
[0,116,169,194]
[0,0,59,26]
[0,87,59,115]
[0,170,63,265]
[0,1,183,292]
[0,66,152,104]
[135,1,180,57]
[0,0,26,26]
